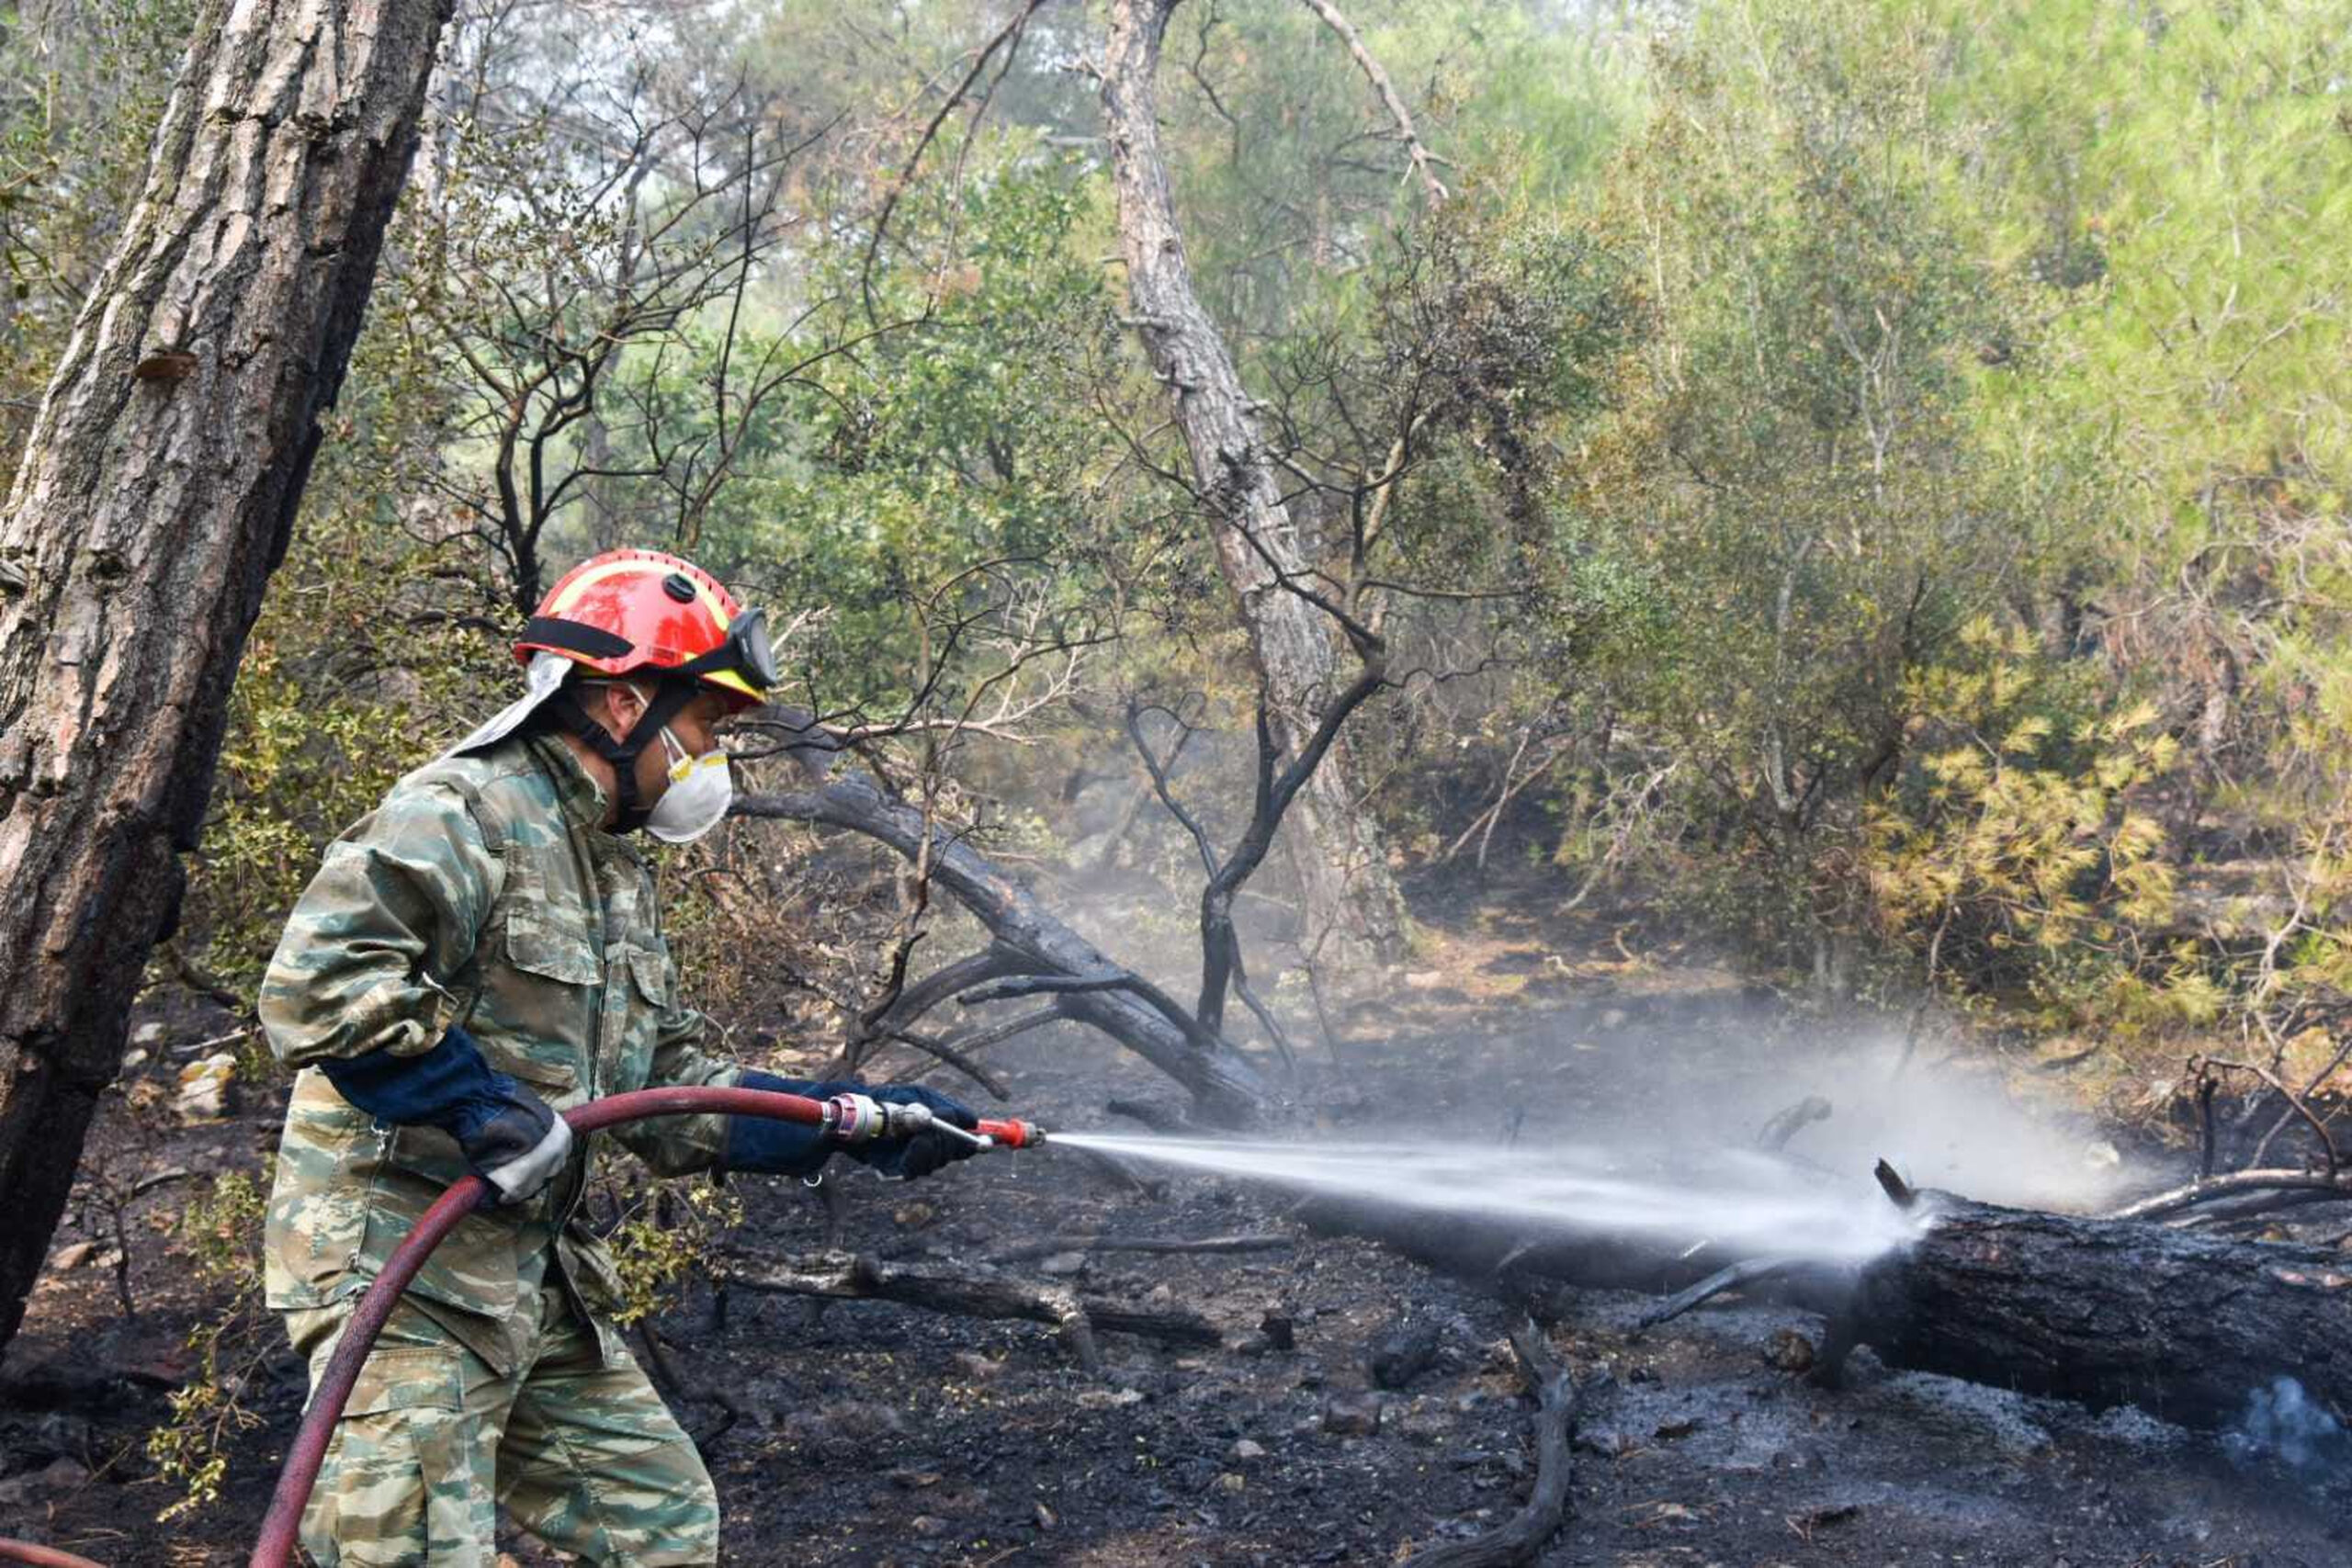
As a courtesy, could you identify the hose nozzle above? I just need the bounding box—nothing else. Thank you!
[819,1095,1044,1154]
[977,1118,1042,1149]
[819,1092,933,1145]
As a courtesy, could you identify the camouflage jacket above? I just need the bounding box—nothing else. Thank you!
[259,732,740,1370]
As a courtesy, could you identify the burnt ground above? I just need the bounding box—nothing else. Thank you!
[6,902,2350,1567]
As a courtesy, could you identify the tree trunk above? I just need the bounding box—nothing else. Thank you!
[0,0,453,1364]
[1098,0,1408,975]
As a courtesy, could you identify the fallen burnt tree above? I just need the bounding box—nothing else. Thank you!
[1306,1185,2352,1430]
[736,560,1405,1126]
[736,767,1273,1123]
[1825,1195,2352,1427]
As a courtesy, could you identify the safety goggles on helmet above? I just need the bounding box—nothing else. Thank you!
[667,605,778,694]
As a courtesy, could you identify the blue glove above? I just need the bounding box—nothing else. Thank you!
[318,1026,572,1205]
[724,1073,981,1181]
[721,1071,856,1178]
[858,1083,982,1180]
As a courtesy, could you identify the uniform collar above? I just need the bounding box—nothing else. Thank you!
[526,733,615,836]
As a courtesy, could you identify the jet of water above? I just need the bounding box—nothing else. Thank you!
[1055,1132,1924,1263]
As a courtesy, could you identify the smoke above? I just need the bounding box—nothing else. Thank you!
[1031,753,2143,1226]
[1509,1010,2138,1215]
[1047,995,2137,1260]
[2222,1378,2350,1478]
[1728,1037,2130,1213]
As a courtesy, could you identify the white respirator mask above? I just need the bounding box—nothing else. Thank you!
[645,726,734,844]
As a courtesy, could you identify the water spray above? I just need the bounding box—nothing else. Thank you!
[1051,1132,1926,1263]
[2,1106,1921,1568]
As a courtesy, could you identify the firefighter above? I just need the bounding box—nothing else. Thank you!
[258,548,976,1564]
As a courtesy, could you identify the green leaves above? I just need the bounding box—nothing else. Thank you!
[1865,626,2187,1026]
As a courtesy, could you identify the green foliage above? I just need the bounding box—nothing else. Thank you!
[1945,0,2352,824]
[1146,0,1634,333]
[184,498,510,998]
[54,0,2348,1077]
[1864,617,2194,1028]
[752,151,1150,716]
[0,0,197,458]
[604,1173,745,1328]
[1555,0,2075,978]
[1502,0,2352,1054]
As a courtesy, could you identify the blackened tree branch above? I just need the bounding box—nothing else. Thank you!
[735,771,1272,1122]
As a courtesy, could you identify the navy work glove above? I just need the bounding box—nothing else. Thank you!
[857,1083,983,1181]
[721,1071,850,1179]
[319,1026,573,1206]
[724,1073,981,1181]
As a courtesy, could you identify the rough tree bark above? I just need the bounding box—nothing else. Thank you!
[0,0,454,1364]
[1830,1198,2352,1428]
[1099,0,1409,975]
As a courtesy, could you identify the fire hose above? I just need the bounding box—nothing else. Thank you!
[0,1086,1043,1568]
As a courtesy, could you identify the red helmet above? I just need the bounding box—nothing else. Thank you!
[517,549,775,708]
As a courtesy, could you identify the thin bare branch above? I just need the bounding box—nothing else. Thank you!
[1296,0,1451,206]
[857,0,1050,322]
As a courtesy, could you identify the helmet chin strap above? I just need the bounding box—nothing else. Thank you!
[545,680,696,833]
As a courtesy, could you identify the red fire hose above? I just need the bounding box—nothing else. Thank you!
[0,1547,103,1568]
[0,1086,1040,1568]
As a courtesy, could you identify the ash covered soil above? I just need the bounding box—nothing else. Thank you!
[6,933,2349,1566]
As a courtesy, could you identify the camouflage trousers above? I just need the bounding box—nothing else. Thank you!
[282,1283,718,1566]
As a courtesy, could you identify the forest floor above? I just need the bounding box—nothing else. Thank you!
[6,871,2349,1567]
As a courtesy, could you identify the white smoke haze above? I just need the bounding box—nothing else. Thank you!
[1657,1027,2138,1213]
[2222,1377,2350,1478]
[1000,782,2141,1256]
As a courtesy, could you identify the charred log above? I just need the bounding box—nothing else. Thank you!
[2103,1168,2352,1224]
[1369,1315,1442,1389]
[1829,1198,2352,1428]
[1756,1096,1832,1153]
[989,1232,1292,1266]
[1399,1317,1577,1568]
[1633,1258,1805,1336]
[1308,1189,2352,1430]
[1297,1195,1738,1297]
[1105,1096,1193,1134]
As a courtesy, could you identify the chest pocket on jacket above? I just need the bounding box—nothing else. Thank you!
[606,944,669,1093]
[506,913,601,985]
[485,910,602,1091]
